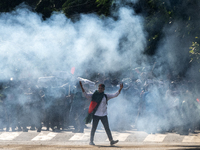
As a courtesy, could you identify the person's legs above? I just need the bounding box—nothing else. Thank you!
[101,116,118,145]
[90,115,100,144]
[100,116,113,141]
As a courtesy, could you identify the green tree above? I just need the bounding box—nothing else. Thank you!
[0,0,39,12]
[62,0,112,18]
[189,42,200,64]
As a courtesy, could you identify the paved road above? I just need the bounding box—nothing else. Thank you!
[1,126,200,149]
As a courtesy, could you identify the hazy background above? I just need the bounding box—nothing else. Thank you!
[1,0,200,133]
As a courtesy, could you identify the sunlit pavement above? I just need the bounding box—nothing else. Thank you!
[1,125,200,149]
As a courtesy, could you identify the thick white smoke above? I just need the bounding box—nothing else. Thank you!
[0,3,149,132]
[0,4,146,81]
[2,1,197,135]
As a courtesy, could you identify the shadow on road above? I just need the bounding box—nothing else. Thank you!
[94,144,200,150]
[2,144,200,150]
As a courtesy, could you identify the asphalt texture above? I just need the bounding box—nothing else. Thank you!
[1,125,200,150]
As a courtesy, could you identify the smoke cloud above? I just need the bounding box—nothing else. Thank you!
[1,1,199,135]
[0,2,147,132]
[0,3,146,81]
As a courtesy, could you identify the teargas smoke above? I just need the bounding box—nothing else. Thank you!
[0,1,199,135]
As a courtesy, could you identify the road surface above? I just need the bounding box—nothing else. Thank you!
[0,125,200,149]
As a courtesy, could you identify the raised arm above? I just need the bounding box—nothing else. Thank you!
[118,83,123,93]
[106,83,124,100]
[79,81,92,100]
[79,81,85,93]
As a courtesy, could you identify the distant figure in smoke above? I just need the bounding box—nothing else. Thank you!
[137,83,158,133]
[70,83,88,133]
[79,81,123,146]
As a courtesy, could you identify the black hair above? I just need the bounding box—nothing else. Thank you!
[99,84,105,89]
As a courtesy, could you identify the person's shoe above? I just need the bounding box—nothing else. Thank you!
[72,129,78,133]
[23,128,28,132]
[110,140,119,146]
[89,141,95,145]
[30,127,36,130]
[18,127,22,131]
[37,128,41,132]
[79,129,84,133]
[12,127,16,132]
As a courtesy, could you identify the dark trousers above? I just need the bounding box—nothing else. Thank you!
[90,115,113,142]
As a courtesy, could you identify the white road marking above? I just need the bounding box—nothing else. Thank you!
[0,132,21,140]
[144,134,166,142]
[106,133,130,141]
[69,133,90,141]
[183,136,200,142]
[31,132,57,141]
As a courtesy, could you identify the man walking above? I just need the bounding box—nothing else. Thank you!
[79,81,123,146]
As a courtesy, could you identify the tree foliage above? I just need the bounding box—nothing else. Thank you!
[0,0,39,12]
[189,42,200,63]
[0,0,113,19]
